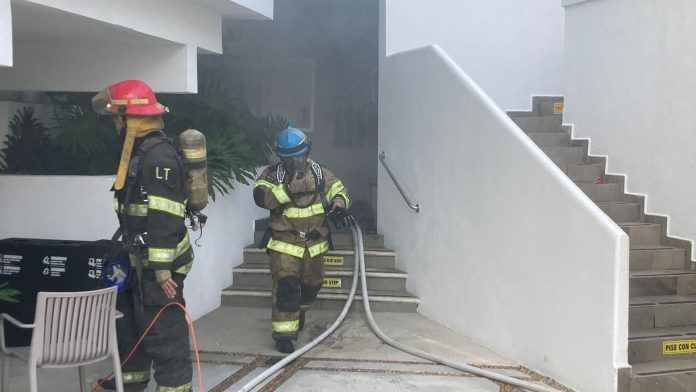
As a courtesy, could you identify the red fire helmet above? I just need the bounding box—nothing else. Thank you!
[92,80,168,117]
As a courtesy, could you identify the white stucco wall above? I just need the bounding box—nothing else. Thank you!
[0,175,265,319]
[0,0,273,92]
[381,0,565,111]
[379,45,629,391]
[564,0,696,260]
[0,0,11,67]
[0,41,195,93]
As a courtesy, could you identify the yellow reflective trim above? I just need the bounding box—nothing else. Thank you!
[267,238,305,258]
[272,320,299,333]
[181,148,206,160]
[114,198,120,212]
[308,241,330,257]
[326,181,350,208]
[122,371,150,383]
[111,99,128,105]
[326,181,345,201]
[156,382,192,392]
[283,203,325,219]
[175,261,193,275]
[176,233,191,258]
[148,196,186,218]
[148,247,177,263]
[254,179,275,189]
[336,191,350,208]
[271,184,291,204]
[127,203,148,217]
[130,98,149,105]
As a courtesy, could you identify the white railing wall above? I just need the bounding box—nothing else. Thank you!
[378,45,629,391]
[0,174,265,319]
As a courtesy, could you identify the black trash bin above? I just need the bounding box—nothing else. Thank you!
[0,238,111,347]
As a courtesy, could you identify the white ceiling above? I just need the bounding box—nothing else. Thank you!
[11,0,174,45]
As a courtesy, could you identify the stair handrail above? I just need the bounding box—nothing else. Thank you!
[378,151,420,213]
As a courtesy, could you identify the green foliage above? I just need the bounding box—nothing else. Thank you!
[0,70,286,199]
[51,93,122,175]
[0,107,54,174]
[163,70,287,199]
[0,282,20,303]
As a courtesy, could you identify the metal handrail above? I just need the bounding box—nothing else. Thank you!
[378,151,420,213]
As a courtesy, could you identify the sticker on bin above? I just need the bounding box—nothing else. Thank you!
[324,256,344,266]
[553,102,564,115]
[663,340,696,355]
[323,278,342,288]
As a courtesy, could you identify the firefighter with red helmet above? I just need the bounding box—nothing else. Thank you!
[91,80,194,392]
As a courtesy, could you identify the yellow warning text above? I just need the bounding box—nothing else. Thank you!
[324,256,344,266]
[663,340,696,355]
[323,278,342,288]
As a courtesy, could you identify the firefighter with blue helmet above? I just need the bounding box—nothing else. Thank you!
[254,127,351,353]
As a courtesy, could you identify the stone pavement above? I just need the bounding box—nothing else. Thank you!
[1,307,567,391]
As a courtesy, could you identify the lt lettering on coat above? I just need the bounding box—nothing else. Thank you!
[156,167,171,181]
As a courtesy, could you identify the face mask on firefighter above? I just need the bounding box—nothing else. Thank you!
[281,155,309,179]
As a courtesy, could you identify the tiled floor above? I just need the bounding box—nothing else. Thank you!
[1,307,564,391]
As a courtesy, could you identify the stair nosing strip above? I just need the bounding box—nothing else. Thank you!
[233,268,408,279]
[221,290,421,303]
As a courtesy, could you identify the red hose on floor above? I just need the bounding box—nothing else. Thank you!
[91,302,204,392]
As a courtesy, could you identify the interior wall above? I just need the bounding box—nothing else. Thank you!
[204,0,379,226]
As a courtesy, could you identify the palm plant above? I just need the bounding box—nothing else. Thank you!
[0,107,53,174]
[0,70,285,200]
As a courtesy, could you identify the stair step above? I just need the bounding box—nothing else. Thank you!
[619,222,663,246]
[527,132,570,147]
[221,286,420,312]
[630,295,696,329]
[512,115,562,132]
[243,247,397,270]
[629,326,696,363]
[631,245,687,271]
[630,359,696,390]
[253,231,385,250]
[597,202,641,222]
[541,146,585,165]
[630,270,696,297]
[563,163,604,182]
[575,182,623,202]
[232,264,408,293]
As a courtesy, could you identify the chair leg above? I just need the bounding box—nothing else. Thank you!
[111,349,124,392]
[28,363,37,392]
[78,365,87,392]
[1,353,9,392]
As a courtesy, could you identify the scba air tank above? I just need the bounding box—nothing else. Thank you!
[179,129,208,212]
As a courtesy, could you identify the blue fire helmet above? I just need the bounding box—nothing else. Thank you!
[275,127,311,158]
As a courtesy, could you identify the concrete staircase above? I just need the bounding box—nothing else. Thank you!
[510,97,696,391]
[220,219,420,313]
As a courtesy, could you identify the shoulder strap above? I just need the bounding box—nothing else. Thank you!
[310,160,326,200]
[276,164,286,184]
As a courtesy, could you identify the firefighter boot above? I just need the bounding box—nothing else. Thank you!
[91,378,148,392]
[275,339,294,354]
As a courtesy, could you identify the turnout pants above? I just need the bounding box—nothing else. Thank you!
[116,269,192,392]
[270,249,325,340]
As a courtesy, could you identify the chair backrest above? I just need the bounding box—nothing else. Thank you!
[30,286,118,366]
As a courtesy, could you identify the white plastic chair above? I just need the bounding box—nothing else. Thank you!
[0,286,124,392]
